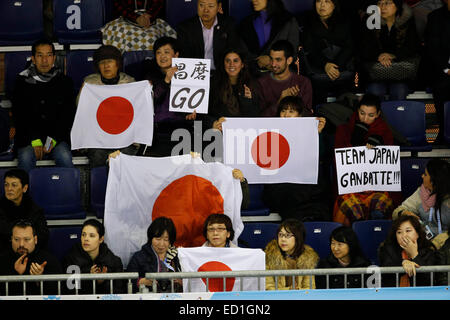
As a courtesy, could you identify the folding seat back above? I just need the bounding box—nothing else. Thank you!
[48,226,82,263]
[90,166,108,218]
[353,220,393,265]
[444,102,450,145]
[66,50,96,95]
[228,0,253,24]
[4,51,32,99]
[400,157,430,199]
[303,221,342,259]
[283,0,315,15]
[241,184,270,216]
[238,223,279,249]
[165,0,198,29]
[123,50,154,81]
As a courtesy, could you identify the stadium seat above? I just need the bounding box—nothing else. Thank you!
[66,50,96,95]
[4,51,32,99]
[90,166,108,218]
[228,0,253,24]
[29,167,86,220]
[303,221,342,259]
[165,0,198,29]
[283,0,315,15]
[444,101,450,145]
[240,184,270,216]
[123,50,154,81]
[381,100,432,152]
[48,226,82,263]
[0,1,44,45]
[53,0,105,44]
[400,157,430,199]
[353,219,393,265]
[238,222,279,249]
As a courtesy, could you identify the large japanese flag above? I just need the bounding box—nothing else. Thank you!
[104,154,243,268]
[222,118,319,184]
[178,247,265,292]
[71,81,154,150]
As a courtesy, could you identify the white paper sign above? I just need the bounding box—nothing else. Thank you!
[169,58,211,114]
[334,146,401,195]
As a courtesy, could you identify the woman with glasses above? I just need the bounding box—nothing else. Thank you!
[202,213,237,248]
[127,217,182,292]
[265,219,319,290]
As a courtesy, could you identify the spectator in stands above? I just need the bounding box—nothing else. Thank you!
[0,220,62,295]
[333,93,395,226]
[360,0,420,101]
[302,0,355,106]
[0,169,48,254]
[424,0,450,145]
[202,213,237,248]
[265,218,319,290]
[12,38,75,173]
[142,36,197,157]
[113,0,164,27]
[406,0,443,42]
[316,226,371,289]
[176,0,243,73]
[257,40,313,117]
[392,159,450,239]
[263,96,330,222]
[378,215,437,287]
[127,217,182,293]
[436,229,450,285]
[63,219,125,294]
[238,0,300,76]
[207,48,261,131]
[78,45,139,167]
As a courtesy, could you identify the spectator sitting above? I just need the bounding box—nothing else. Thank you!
[63,219,125,294]
[316,226,371,289]
[333,93,395,226]
[202,213,237,248]
[302,0,355,105]
[0,169,49,254]
[0,220,62,296]
[360,0,420,101]
[265,219,319,290]
[238,0,300,76]
[176,0,244,73]
[12,38,75,173]
[113,0,164,28]
[257,40,313,116]
[378,215,437,287]
[78,45,139,168]
[392,159,450,239]
[127,217,182,293]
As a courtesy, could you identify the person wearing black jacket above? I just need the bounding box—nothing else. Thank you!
[378,215,437,287]
[63,219,125,294]
[0,169,48,254]
[316,226,371,289]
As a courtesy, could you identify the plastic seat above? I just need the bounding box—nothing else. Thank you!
[29,168,86,220]
[400,157,430,199]
[48,226,82,263]
[240,184,270,216]
[228,0,253,24]
[238,222,279,249]
[4,51,32,99]
[66,50,96,95]
[123,50,154,81]
[90,166,108,218]
[303,221,342,259]
[53,0,105,44]
[352,220,393,265]
[165,0,198,29]
[283,0,315,15]
[381,100,432,152]
[444,101,450,145]
[0,1,44,45]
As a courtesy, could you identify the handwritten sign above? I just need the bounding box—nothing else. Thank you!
[334,146,401,195]
[169,58,210,114]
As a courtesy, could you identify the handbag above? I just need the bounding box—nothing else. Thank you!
[366,56,420,82]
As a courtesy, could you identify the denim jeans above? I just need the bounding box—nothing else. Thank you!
[367,82,409,101]
[17,141,74,173]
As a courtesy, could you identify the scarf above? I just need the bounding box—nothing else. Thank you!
[101,74,120,85]
[420,184,436,212]
[19,64,60,84]
[399,250,411,287]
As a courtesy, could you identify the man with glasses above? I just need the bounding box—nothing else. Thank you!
[0,220,62,295]
[0,169,48,254]
[11,38,75,173]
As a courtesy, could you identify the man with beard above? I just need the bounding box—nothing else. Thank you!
[257,40,313,117]
[0,220,62,296]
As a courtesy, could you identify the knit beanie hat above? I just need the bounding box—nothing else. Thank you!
[93,45,122,71]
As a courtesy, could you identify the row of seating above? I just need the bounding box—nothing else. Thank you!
[0,0,316,46]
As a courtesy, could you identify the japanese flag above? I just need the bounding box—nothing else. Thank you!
[104,154,243,268]
[71,81,154,150]
[178,247,265,292]
[222,118,319,184]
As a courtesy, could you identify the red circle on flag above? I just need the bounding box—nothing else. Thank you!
[152,175,224,247]
[251,132,290,170]
[96,96,134,134]
[198,261,235,292]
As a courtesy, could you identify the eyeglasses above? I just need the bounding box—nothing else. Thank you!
[278,232,294,239]
[207,227,227,233]
[377,1,394,7]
